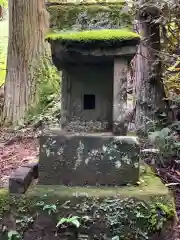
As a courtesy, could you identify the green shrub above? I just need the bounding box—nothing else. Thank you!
[148,124,180,165]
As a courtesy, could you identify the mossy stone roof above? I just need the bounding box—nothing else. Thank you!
[47,1,132,30]
[46,28,140,48]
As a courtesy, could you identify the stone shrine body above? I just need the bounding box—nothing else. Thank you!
[39,29,141,186]
[6,5,176,239]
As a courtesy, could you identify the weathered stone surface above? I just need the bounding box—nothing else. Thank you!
[39,130,140,186]
[60,64,113,132]
[51,44,138,68]
[113,58,128,135]
[23,160,39,179]
[9,166,33,194]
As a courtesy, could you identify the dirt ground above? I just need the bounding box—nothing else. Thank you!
[0,128,38,187]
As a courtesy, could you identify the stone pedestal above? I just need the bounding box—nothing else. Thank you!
[3,166,176,240]
[39,129,140,186]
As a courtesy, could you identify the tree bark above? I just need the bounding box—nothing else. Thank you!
[133,3,167,134]
[2,0,49,125]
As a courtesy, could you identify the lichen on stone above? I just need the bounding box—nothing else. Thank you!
[57,146,64,156]
[121,154,131,164]
[74,140,85,169]
[115,160,122,169]
[42,137,58,157]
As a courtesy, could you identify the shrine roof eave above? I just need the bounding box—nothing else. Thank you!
[50,42,138,70]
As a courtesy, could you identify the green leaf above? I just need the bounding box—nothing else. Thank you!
[36,201,45,207]
[69,216,80,221]
[174,142,180,147]
[112,236,120,240]
[82,216,90,221]
[8,230,20,240]
[56,217,68,227]
[56,216,81,228]
[136,212,145,218]
[161,127,171,137]
[71,219,81,228]
[148,131,161,142]
[43,204,57,212]
[170,104,178,109]
[158,112,167,117]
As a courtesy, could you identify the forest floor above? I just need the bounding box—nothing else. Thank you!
[0,128,39,187]
[0,127,180,239]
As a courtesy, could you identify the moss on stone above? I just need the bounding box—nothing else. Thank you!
[0,189,10,215]
[46,28,140,48]
[27,166,173,203]
[46,28,139,41]
[47,2,132,30]
[0,165,175,212]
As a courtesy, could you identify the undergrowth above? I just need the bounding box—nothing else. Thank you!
[141,98,180,166]
[0,194,175,240]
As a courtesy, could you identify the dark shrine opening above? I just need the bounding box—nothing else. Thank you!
[83,94,96,110]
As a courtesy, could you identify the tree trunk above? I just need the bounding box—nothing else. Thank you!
[2,0,49,125]
[0,5,2,19]
[133,3,167,134]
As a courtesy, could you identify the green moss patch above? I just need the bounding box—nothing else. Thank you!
[24,166,170,201]
[46,28,139,41]
[46,28,140,48]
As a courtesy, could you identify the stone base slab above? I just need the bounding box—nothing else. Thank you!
[0,165,177,240]
[9,160,38,194]
[39,129,140,186]
[9,166,33,194]
[1,166,176,240]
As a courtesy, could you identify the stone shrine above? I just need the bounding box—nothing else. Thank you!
[5,4,176,239]
[39,29,141,186]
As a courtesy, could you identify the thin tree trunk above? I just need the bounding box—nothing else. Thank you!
[0,5,2,19]
[133,4,167,134]
[2,0,49,125]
